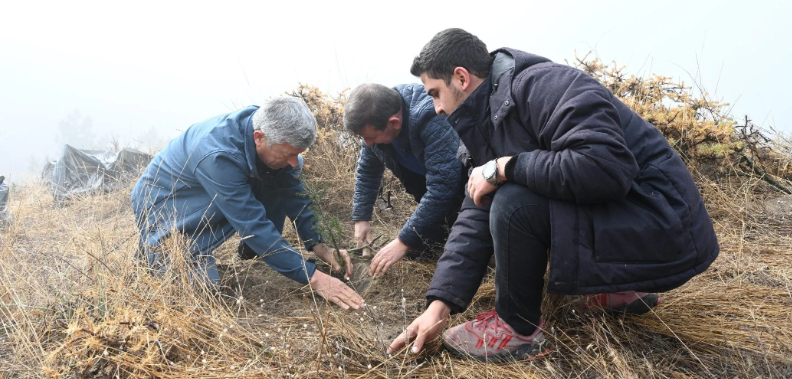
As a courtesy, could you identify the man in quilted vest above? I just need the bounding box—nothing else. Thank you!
[345,83,465,277]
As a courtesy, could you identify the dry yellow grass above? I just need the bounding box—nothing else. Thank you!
[2,75,792,378]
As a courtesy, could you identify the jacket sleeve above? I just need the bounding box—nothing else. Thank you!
[278,164,324,251]
[352,141,385,222]
[194,152,315,284]
[425,193,492,313]
[511,65,639,204]
[398,116,463,248]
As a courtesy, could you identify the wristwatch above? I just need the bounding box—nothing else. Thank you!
[482,159,503,186]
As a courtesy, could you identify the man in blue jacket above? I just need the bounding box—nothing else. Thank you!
[344,83,464,277]
[389,29,719,361]
[131,97,363,310]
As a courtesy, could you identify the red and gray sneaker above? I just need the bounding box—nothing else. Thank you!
[442,308,550,362]
[583,291,661,315]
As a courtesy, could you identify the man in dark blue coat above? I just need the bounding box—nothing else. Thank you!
[389,29,719,361]
[131,97,363,310]
[345,83,464,276]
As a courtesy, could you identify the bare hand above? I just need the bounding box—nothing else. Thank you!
[369,238,410,277]
[468,165,499,207]
[388,300,450,354]
[354,221,373,248]
[312,243,353,279]
[309,270,363,310]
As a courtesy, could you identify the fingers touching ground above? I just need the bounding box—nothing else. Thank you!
[387,325,429,355]
[387,327,414,354]
[369,253,394,277]
[377,259,396,277]
[354,221,373,248]
[339,249,353,278]
[387,303,450,355]
[310,271,363,310]
[326,282,363,310]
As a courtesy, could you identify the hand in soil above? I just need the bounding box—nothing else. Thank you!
[369,238,409,277]
[388,300,450,355]
[355,221,373,248]
[312,243,353,279]
[309,271,363,310]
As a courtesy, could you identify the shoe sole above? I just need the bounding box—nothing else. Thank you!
[443,339,551,363]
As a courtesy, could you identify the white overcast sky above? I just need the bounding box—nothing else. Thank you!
[1,0,790,182]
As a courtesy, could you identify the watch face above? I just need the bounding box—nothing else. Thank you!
[483,160,496,179]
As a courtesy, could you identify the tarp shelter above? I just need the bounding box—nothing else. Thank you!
[48,145,152,202]
[0,176,11,227]
[41,161,55,183]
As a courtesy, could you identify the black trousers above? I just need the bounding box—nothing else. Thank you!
[490,184,551,335]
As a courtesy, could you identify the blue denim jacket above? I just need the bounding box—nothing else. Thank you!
[131,106,322,284]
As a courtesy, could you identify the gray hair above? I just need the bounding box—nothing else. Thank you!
[252,96,317,149]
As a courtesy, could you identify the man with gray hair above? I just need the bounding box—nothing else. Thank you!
[345,83,464,277]
[131,97,363,310]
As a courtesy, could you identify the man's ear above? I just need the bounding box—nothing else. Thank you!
[453,67,472,91]
[387,115,402,131]
[253,130,264,146]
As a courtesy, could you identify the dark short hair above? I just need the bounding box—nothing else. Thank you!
[410,28,492,83]
[344,84,402,134]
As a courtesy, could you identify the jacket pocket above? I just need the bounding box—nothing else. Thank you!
[591,164,691,264]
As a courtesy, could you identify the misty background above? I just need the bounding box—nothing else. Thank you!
[1,0,790,184]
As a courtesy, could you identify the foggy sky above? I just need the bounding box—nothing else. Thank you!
[1,0,790,183]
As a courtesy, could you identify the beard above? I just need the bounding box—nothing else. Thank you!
[443,84,468,116]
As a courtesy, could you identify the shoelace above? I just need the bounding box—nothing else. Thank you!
[474,308,506,335]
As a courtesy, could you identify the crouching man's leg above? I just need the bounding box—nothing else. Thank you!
[136,238,223,294]
[491,184,550,336]
[442,183,551,361]
[193,252,221,288]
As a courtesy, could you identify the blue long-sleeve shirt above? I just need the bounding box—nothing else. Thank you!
[131,106,322,284]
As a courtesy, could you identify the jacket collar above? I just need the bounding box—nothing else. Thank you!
[488,50,516,129]
[470,48,552,130]
[243,107,260,178]
[448,52,516,132]
[447,75,495,164]
[394,97,412,147]
[448,75,493,131]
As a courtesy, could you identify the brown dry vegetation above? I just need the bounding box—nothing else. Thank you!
[2,56,792,378]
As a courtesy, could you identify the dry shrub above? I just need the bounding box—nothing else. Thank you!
[573,52,792,192]
[2,61,792,378]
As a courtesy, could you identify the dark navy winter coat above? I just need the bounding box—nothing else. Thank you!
[427,48,719,312]
[131,106,323,285]
[352,84,463,249]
